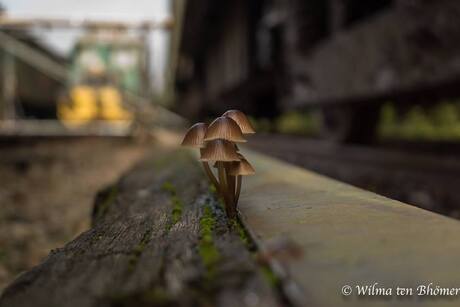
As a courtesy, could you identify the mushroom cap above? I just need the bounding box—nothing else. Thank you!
[181,122,208,148]
[229,158,255,176]
[223,110,255,134]
[212,152,246,168]
[204,116,246,143]
[200,139,240,162]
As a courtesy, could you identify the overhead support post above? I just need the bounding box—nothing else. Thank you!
[1,51,16,120]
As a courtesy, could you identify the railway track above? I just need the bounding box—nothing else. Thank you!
[3,129,460,306]
[247,134,460,218]
[0,137,148,291]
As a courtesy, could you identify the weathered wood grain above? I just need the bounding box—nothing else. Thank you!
[0,148,280,307]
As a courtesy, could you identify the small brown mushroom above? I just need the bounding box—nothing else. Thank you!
[180,122,208,148]
[199,139,240,162]
[229,156,255,206]
[222,110,255,134]
[204,116,246,143]
[229,157,255,176]
[181,122,219,192]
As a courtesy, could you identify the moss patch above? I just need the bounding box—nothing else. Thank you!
[208,183,217,194]
[162,182,184,231]
[229,219,253,250]
[260,265,281,288]
[161,182,176,195]
[170,195,183,225]
[199,206,220,281]
[128,228,153,272]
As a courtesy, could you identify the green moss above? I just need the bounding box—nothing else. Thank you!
[128,228,153,272]
[170,195,183,225]
[229,219,252,249]
[200,206,215,236]
[199,206,220,281]
[208,184,217,194]
[162,182,184,231]
[161,182,176,195]
[260,265,281,288]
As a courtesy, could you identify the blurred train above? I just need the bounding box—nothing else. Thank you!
[174,0,460,143]
[0,17,164,134]
[57,33,150,127]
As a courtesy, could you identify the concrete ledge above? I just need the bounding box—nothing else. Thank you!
[239,149,460,307]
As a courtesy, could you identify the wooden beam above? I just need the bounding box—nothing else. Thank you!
[0,148,280,307]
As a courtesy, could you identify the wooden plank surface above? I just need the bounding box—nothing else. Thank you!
[238,149,460,307]
[0,148,280,307]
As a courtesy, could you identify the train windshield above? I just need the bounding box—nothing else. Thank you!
[71,44,143,95]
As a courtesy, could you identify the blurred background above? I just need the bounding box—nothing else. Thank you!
[1,0,460,293]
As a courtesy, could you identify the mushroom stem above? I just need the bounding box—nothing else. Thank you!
[224,164,235,206]
[217,162,233,218]
[201,161,220,193]
[235,175,242,206]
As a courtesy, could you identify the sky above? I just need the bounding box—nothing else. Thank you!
[1,0,171,90]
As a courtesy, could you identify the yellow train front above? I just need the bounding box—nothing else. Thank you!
[58,36,149,128]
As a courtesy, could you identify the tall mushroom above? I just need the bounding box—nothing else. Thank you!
[222,110,256,134]
[181,123,219,192]
[204,116,246,206]
[221,110,255,208]
[200,139,240,217]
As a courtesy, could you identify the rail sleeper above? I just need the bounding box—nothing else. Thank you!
[0,148,279,307]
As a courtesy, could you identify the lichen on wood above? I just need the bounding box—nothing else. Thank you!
[162,181,184,231]
[198,205,220,282]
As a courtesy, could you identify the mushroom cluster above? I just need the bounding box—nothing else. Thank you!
[181,110,255,218]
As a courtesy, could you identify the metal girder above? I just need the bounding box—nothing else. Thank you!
[0,16,174,31]
[0,31,67,82]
